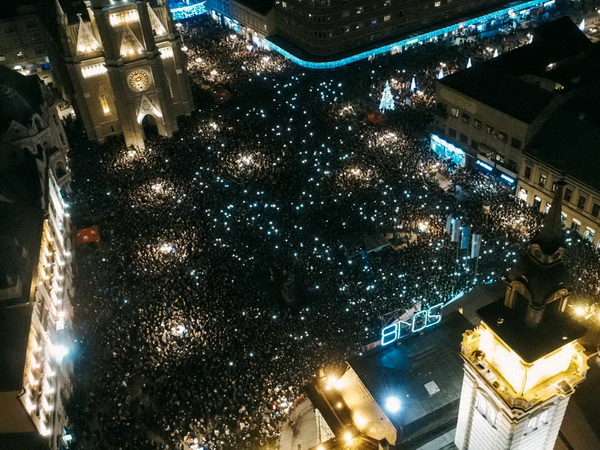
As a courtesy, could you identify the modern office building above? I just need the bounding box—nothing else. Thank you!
[433,17,600,247]
[272,0,507,58]
[56,0,193,148]
[0,68,74,448]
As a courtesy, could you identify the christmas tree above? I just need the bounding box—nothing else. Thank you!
[379,81,395,112]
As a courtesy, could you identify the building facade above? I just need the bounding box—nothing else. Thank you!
[0,6,55,86]
[455,186,593,449]
[0,150,74,449]
[273,0,509,57]
[207,0,276,48]
[517,157,600,248]
[432,18,600,246]
[57,0,193,148]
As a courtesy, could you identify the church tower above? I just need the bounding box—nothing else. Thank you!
[455,182,593,449]
[56,0,193,148]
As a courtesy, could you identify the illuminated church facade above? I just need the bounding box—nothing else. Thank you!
[56,0,193,148]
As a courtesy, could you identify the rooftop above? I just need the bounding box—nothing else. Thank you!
[477,298,586,363]
[526,104,600,192]
[439,17,593,123]
[347,311,471,444]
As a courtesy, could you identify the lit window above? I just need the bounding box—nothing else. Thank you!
[450,107,459,117]
[356,6,364,14]
[384,15,391,21]
[584,227,595,243]
[100,95,110,114]
[435,1,441,6]
[538,174,546,187]
[474,119,482,129]
[475,392,497,427]
[519,188,528,201]
[524,166,531,179]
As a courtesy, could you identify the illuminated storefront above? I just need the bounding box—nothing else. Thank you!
[430,134,466,167]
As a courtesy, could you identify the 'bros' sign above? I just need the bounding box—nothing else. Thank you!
[381,303,443,346]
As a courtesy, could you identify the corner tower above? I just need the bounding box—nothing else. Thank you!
[57,0,193,148]
[455,182,592,449]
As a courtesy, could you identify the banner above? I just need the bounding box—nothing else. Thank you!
[451,218,462,242]
[445,214,453,235]
[460,226,471,250]
[471,234,482,259]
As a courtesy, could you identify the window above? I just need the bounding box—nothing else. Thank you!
[584,227,595,243]
[564,188,572,202]
[495,153,504,164]
[486,125,495,136]
[561,212,567,226]
[449,107,459,117]
[35,47,46,56]
[475,392,497,427]
[508,159,518,172]
[356,6,364,13]
[524,166,531,180]
[471,140,479,150]
[538,174,547,187]
[545,202,551,213]
[571,218,581,232]
[460,133,468,144]
[0,55,4,62]
[281,1,287,8]
[449,128,457,138]
[592,203,600,218]
[577,195,587,210]
[498,131,508,143]
[551,182,558,192]
[519,188,528,201]
[474,119,482,129]
[384,14,391,21]
[461,112,470,123]
[16,51,24,60]
[100,95,110,114]
[434,1,441,6]
[371,19,377,25]
[4,25,15,34]
[533,196,542,210]
[384,0,392,5]
[511,137,522,149]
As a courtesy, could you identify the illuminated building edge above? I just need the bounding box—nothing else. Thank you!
[265,0,549,69]
[171,2,207,20]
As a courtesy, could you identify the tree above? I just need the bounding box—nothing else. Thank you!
[379,81,395,112]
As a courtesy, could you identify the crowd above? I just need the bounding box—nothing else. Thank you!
[66,13,600,450]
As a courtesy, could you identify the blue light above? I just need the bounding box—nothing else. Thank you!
[266,0,548,69]
[385,396,401,413]
[476,160,493,172]
[500,174,515,184]
[171,1,206,20]
[381,323,398,346]
[430,134,466,166]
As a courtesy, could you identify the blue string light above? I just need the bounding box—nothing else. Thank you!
[171,1,207,20]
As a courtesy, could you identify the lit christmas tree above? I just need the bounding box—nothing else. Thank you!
[379,81,395,112]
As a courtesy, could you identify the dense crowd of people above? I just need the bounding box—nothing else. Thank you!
[66,12,600,450]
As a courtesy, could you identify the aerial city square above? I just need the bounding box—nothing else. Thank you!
[1,0,600,449]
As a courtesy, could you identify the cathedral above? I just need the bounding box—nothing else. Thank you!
[56,0,193,148]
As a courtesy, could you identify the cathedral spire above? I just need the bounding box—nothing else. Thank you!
[532,179,566,258]
[55,0,67,26]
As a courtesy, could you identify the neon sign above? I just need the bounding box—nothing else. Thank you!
[381,303,443,346]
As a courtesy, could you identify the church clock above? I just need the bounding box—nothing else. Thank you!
[127,70,151,92]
